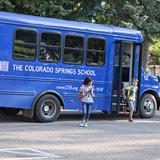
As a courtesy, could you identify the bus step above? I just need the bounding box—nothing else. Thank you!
[113,94,123,97]
[120,103,127,106]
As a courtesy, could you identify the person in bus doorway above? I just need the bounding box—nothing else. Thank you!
[78,77,94,127]
[122,79,138,122]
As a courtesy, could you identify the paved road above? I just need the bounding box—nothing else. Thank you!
[0,111,160,160]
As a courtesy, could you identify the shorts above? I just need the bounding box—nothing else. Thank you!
[127,100,134,110]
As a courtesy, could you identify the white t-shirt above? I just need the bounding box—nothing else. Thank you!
[80,85,94,103]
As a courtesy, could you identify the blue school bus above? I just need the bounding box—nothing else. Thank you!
[0,12,159,122]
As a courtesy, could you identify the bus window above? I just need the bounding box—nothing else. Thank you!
[13,29,37,60]
[63,35,84,64]
[86,37,105,66]
[39,32,61,63]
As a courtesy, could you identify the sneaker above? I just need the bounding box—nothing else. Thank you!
[128,118,134,122]
[83,122,88,127]
[80,120,85,127]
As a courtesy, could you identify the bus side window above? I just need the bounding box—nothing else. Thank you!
[39,32,61,63]
[86,37,105,66]
[13,29,37,61]
[63,35,84,64]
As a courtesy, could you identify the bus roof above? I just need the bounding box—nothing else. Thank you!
[0,11,142,41]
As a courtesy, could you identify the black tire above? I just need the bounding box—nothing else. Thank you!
[140,94,157,118]
[34,94,61,123]
[2,108,20,116]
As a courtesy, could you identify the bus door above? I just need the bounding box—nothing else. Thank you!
[132,43,142,112]
[132,43,142,81]
[111,41,123,113]
[111,41,137,112]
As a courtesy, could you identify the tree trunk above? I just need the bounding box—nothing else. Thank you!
[142,40,150,71]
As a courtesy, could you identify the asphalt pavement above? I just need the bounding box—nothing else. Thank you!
[0,110,160,160]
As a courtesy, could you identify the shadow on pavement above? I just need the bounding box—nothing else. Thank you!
[58,111,129,121]
[1,110,158,123]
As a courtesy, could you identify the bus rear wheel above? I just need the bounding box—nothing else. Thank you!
[34,94,61,122]
[140,94,157,118]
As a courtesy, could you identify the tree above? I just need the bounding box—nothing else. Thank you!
[0,0,160,67]
[0,0,14,11]
[149,37,160,65]
[0,0,73,19]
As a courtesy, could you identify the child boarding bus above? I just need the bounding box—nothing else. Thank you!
[0,12,159,122]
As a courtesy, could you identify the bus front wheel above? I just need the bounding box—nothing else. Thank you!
[140,94,157,118]
[34,94,61,122]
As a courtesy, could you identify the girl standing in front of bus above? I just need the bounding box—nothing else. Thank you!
[79,77,94,127]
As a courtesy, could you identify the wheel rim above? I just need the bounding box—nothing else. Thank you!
[40,100,56,119]
[143,98,154,115]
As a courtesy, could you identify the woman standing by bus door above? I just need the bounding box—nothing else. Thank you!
[78,77,94,127]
